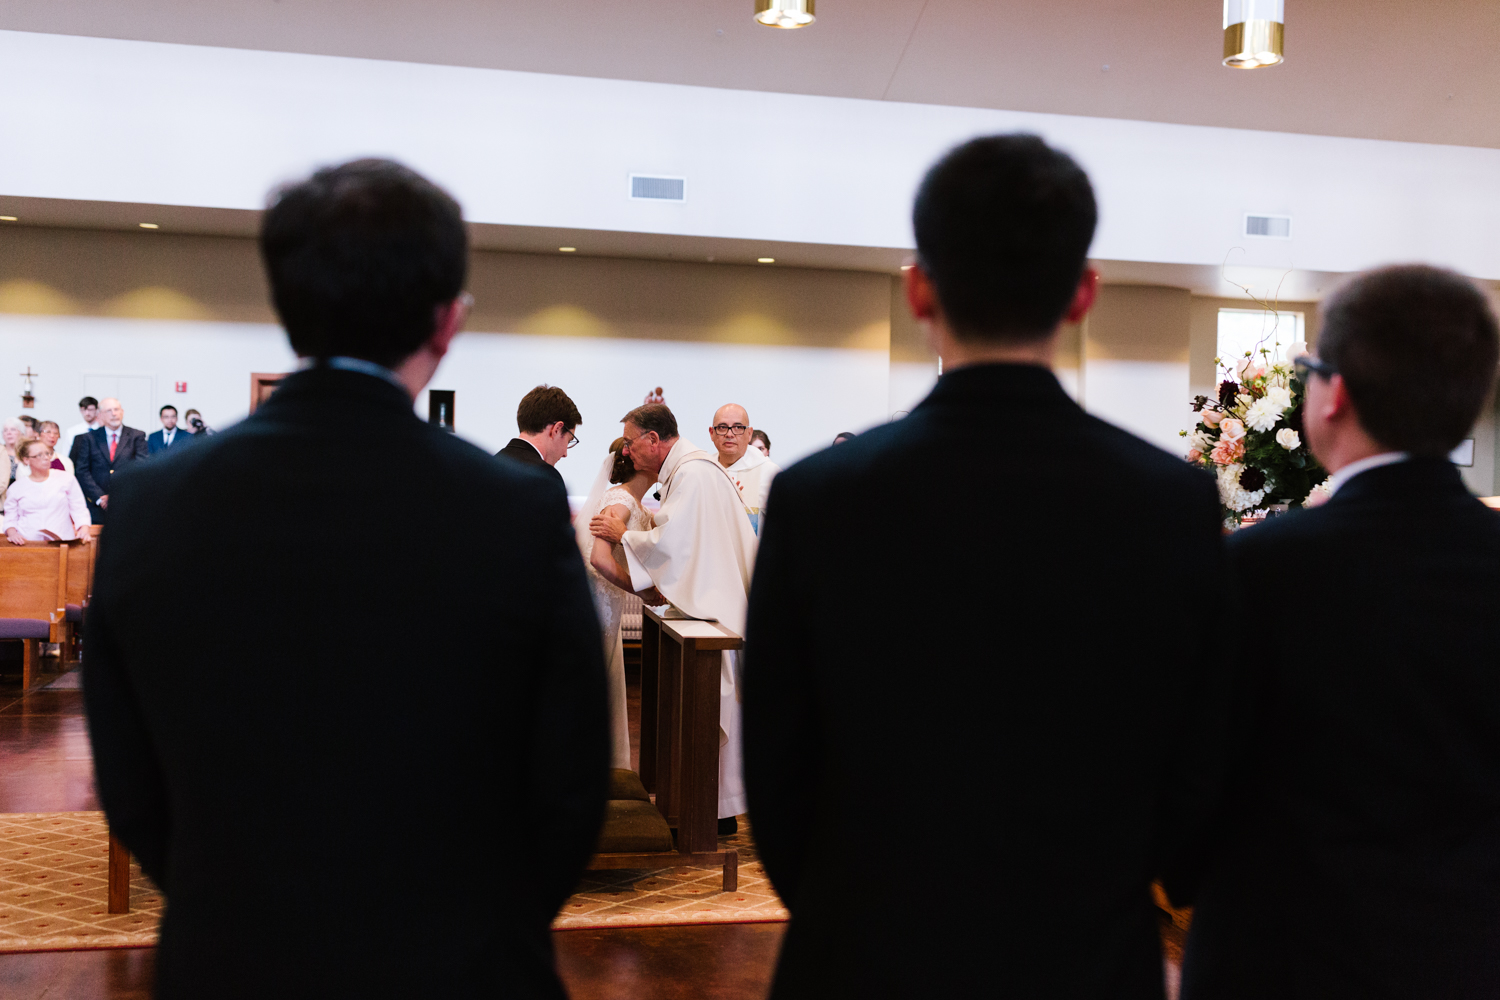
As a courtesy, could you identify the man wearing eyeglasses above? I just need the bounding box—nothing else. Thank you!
[710,403,779,535]
[496,384,581,492]
[1178,265,1500,1000]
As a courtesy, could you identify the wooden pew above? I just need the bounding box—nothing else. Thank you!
[0,542,70,690]
[61,537,97,661]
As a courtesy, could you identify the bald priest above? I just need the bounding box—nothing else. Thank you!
[709,403,779,534]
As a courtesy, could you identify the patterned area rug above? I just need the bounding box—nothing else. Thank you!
[553,823,789,930]
[0,812,785,950]
[0,812,161,953]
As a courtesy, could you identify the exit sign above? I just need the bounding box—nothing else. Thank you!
[174,381,187,392]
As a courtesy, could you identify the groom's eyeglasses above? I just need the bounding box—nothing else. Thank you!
[1293,355,1337,381]
[711,423,749,437]
[567,430,580,450]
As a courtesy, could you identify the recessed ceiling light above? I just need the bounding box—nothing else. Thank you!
[139,223,159,229]
[757,257,775,263]
[0,216,16,222]
[558,246,577,253]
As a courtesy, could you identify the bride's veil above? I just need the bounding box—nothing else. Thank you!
[574,449,617,562]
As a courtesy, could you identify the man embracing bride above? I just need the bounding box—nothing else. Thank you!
[584,403,758,833]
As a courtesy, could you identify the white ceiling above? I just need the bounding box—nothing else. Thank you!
[4,0,1500,149]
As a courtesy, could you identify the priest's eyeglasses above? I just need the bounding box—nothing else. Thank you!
[711,423,749,437]
[1293,355,1337,381]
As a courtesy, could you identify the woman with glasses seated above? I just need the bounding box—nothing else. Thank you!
[4,439,91,544]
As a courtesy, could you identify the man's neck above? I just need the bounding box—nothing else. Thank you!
[928,322,1058,372]
[717,451,737,468]
[516,432,551,465]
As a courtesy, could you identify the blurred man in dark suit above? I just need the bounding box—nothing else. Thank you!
[1179,266,1500,1000]
[72,397,148,523]
[743,134,1228,1000]
[495,385,580,493]
[147,404,197,456]
[84,159,609,1000]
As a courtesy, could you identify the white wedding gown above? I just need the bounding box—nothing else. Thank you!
[587,485,654,770]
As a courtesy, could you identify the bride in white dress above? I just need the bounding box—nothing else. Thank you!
[574,437,665,770]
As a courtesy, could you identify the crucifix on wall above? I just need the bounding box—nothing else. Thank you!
[19,367,36,409]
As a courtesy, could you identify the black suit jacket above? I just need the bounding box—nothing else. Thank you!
[1180,459,1500,1000]
[496,438,565,492]
[147,427,198,455]
[744,364,1228,1000]
[72,424,149,520]
[83,368,609,1000]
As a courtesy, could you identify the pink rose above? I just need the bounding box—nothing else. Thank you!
[1210,438,1244,466]
[1202,409,1222,428]
[1186,448,1203,463]
[1218,418,1246,441]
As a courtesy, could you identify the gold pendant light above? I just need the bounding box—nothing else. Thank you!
[755,0,815,29]
[1223,0,1283,68]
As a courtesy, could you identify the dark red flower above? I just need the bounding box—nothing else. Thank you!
[1218,380,1239,408]
[1239,466,1267,492]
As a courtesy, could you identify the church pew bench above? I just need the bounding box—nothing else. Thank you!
[0,542,71,690]
[586,610,742,891]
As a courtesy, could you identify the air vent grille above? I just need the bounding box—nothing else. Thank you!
[1245,214,1292,239]
[630,175,686,202]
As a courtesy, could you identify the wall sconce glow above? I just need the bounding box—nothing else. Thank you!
[757,257,776,263]
[0,216,15,222]
[139,222,160,229]
[558,247,577,252]
[754,0,814,28]
[900,264,915,270]
[1224,0,1283,68]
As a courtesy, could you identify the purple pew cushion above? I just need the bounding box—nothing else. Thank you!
[65,604,82,624]
[0,618,51,640]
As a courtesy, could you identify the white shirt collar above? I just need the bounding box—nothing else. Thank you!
[1327,452,1409,498]
[725,448,768,473]
[520,438,546,462]
[162,427,175,441]
[302,355,406,391]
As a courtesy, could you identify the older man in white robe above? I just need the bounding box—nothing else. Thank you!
[590,402,758,833]
[709,403,780,535]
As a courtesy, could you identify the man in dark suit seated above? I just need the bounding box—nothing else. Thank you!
[495,384,581,493]
[71,396,149,523]
[146,404,197,456]
[83,159,609,999]
[1177,266,1500,1000]
[743,134,1228,1000]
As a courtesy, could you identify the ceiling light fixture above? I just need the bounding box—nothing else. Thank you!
[0,216,15,222]
[757,257,775,263]
[754,0,814,29]
[900,264,915,271]
[139,222,159,229]
[559,247,576,252]
[1223,0,1283,69]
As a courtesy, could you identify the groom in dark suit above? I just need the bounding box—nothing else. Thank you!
[83,159,608,999]
[495,384,580,495]
[71,396,149,523]
[1178,266,1500,1000]
[744,135,1228,999]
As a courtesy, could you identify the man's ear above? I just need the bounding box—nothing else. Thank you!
[904,265,938,322]
[427,294,469,360]
[1063,268,1099,325]
[1326,374,1356,420]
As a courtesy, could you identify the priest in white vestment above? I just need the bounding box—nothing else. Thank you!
[709,403,780,534]
[590,402,758,825]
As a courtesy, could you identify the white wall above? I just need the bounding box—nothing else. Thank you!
[4,30,1500,280]
[0,314,891,495]
[1080,360,1195,455]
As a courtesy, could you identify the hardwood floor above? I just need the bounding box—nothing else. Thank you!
[0,661,783,1000]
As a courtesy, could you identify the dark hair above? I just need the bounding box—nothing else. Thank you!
[833,432,857,444]
[608,437,637,484]
[18,416,38,432]
[78,396,98,409]
[517,385,582,434]
[159,405,177,416]
[1318,265,1499,456]
[621,403,678,440]
[913,134,1096,342]
[750,429,771,453]
[260,158,468,368]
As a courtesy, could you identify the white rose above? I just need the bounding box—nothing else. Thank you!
[1186,429,1213,453]
[1264,386,1293,411]
[1283,340,1309,364]
[1275,427,1301,450]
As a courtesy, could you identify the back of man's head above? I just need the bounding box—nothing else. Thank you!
[517,385,582,434]
[260,158,468,369]
[1320,265,1499,457]
[622,403,678,440]
[913,134,1096,343]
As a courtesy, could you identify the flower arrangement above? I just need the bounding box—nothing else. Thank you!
[1181,340,1327,522]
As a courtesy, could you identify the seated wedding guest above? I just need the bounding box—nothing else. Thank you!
[4,439,90,544]
[2,416,29,485]
[1177,266,1500,1000]
[750,429,771,457]
[71,397,148,523]
[495,384,581,492]
[59,396,100,459]
[710,403,779,533]
[831,431,856,444]
[744,134,1226,999]
[37,421,72,474]
[147,404,196,455]
[84,158,608,999]
[18,415,39,436]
